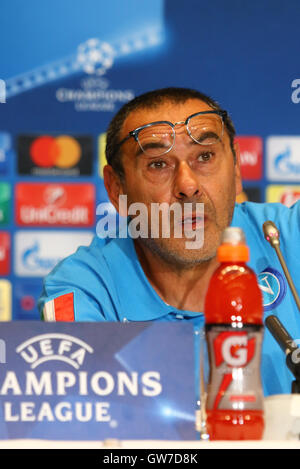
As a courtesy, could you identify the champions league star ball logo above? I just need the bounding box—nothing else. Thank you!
[76,39,115,76]
[55,38,134,111]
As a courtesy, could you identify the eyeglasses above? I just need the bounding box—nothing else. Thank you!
[117,110,227,157]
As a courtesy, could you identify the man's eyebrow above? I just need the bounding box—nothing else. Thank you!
[193,131,221,143]
[133,130,222,156]
[135,141,170,157]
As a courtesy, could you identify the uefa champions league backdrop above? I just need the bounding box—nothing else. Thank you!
[0,0,300,320]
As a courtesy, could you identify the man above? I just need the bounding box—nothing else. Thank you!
[39,87,300,396]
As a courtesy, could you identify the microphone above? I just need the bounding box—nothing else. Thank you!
[265,315,300,393]
[262,220,300,313]
[265,315,298,356]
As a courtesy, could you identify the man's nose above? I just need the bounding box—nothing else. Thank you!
[173,161,201,199]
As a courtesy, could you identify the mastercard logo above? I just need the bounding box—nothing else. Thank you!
[29,135,82,168]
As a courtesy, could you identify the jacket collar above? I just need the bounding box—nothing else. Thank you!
[102,236,203,322]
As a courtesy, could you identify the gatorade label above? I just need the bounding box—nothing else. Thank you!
[205,325,264,411]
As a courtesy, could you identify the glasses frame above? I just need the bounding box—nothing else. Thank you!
[116,110,228,157]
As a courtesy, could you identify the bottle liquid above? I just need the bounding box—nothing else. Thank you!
[204,227,264,440]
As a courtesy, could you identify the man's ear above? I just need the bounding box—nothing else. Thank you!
[103,165,127,216]
[233,140,243,196]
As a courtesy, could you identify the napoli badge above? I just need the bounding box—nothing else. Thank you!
[258,267,287,311]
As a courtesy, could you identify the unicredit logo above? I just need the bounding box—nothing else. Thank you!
[240,151,258,166]
[30,135,82,168]
[235,136,262,180]
[0,232,10,275]
[43,186,66,206]
[16,183,95,227]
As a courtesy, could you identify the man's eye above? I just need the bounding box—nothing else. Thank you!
[148,160,167,169]
[197,152,214,162]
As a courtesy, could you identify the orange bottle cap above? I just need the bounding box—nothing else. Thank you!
[217,243,249,262]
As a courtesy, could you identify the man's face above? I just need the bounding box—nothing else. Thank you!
[110,98,242,267]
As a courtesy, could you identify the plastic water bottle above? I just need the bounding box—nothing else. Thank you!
[204,227,264,440]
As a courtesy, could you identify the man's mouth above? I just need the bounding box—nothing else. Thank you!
[181,214,205,231]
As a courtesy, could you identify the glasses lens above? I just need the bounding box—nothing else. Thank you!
[137,123,175,156]
[187,113,224,145]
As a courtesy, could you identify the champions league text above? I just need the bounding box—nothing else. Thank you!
[0,335,162,424]
[0,370,162,423]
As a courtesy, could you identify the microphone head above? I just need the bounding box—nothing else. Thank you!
[263,220,280,247]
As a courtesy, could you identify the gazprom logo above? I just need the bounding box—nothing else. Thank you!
[274,147,300,175]
[15,231,94,277]
[267,137,300,181]
[22,241,61,273]
[16,334,94,369]
[258,267,286,311]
